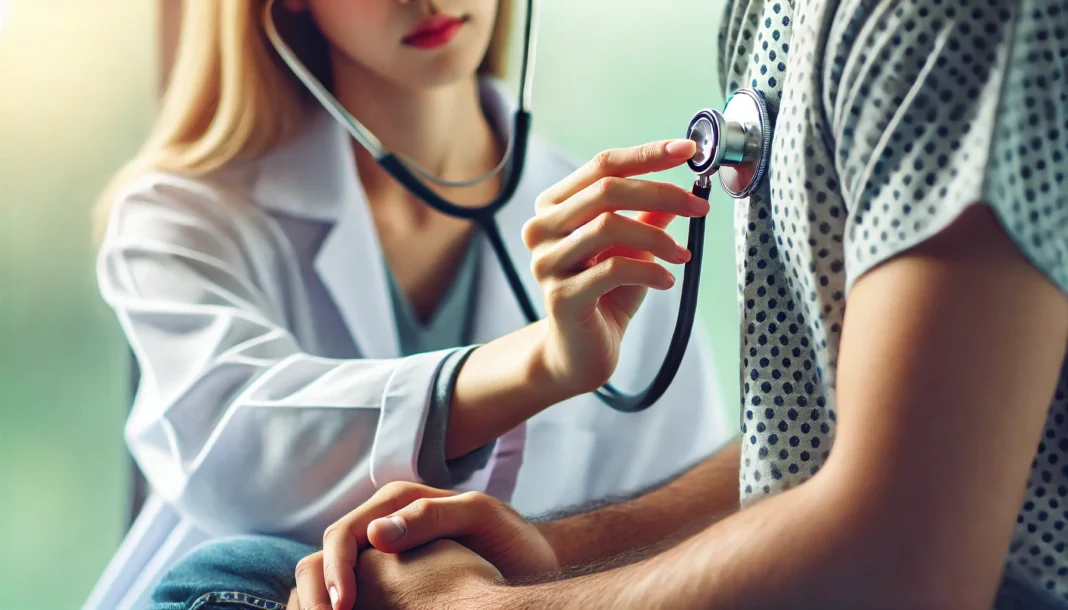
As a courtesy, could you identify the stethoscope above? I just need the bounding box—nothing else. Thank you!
[263,0,771,413]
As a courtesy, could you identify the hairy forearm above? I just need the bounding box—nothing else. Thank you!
[493,463,987,610]
[476,470,847,610]
[446,321,571,459]
[531,438,740,570]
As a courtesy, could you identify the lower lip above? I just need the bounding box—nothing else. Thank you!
[403,21,464,50]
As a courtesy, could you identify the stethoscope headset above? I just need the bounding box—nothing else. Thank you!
[263,0,771,413]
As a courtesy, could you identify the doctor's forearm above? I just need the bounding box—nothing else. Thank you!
[445,320,576,460]
[533,439,740,570]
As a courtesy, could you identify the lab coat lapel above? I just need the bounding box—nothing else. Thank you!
[254,108,401,360]
[314,194,401,359]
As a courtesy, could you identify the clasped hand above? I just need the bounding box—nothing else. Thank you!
[286,482,553,609]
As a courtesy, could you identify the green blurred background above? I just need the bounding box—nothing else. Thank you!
[0,1,733,608]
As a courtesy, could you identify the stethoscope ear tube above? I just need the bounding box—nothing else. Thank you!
[375,110,533,220]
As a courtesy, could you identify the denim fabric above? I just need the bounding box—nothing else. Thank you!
[151,536,316,610]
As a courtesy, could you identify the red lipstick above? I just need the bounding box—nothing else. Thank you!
[402,14,469,50]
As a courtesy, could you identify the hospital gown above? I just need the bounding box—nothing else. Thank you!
[720,0,1068,606]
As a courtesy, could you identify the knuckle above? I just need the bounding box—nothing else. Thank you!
[456,491,490,510]
[530,253,551,280]
[643,141,666,163]
[534,193,552,213]
[521,218,539,249]
[294,553,322,579]
[633,143,654,166]
[592,177,620,199]
[602,256,625,275]
[379,480,414,500]
[590,149,614,172]
[648,180,669,201]
[591,212,615,234]
[408,498,439,524]
[460,491,507,520]
[321,522,350,547]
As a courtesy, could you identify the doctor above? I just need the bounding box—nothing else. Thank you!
[85,1,730,609]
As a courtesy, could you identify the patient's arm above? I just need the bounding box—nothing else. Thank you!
[531,436,740,571]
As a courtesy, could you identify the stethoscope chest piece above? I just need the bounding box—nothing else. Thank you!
[686,88,771,198]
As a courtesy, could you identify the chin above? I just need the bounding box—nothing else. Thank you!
[399,53,487,90]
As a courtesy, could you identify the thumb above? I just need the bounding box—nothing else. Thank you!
[367,492,511,554]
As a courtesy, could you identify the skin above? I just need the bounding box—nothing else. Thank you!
[305,205,1068,609]
[284,0,504,320]
[278,2,712,609]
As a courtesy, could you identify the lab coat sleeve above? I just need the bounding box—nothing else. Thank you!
[97,176,455,543]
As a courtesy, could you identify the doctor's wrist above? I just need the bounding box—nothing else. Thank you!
[446,322,578,458]
[525,319,602,401]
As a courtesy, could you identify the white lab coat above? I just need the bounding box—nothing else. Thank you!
[83,82,729,610]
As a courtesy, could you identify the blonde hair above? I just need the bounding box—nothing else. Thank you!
[95,0,513,233]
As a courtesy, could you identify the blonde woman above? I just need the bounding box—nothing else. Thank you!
[85,1,733,608]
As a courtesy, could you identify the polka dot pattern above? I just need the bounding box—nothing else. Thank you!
[720,0,1068,603]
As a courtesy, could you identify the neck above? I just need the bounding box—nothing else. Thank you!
[329,53,502,204]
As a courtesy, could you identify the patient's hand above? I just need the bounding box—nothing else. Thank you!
[356,540,502,609]
[286,541,500,610]
[293,482,558,610]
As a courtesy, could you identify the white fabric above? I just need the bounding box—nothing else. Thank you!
[83,82,730,610]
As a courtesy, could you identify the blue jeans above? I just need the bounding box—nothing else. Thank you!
[154,536,1068,610]
[151,536,316,610]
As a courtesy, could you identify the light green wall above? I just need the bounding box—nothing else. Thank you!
[526,0,738,411]
[0,2,734,609]
[0,2,157,609]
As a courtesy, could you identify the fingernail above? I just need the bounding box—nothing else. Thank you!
[329,586,339,608]
[688,196,711,215]
[662,273,676,289]
[673,246,691,263]
[372,516,406,544]
[666,139,696,158]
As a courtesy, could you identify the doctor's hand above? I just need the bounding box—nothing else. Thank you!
[522,139,707,394]
[297,481,556,610]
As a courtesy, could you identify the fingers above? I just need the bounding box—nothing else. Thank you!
[534,213,689,276]
[533,177,709,240]
[366,492,503,554]
[322,482,459,609]
[293,552,332,610]
[538,139,697,206]
[319,525,356,610]
[545,257,674,319]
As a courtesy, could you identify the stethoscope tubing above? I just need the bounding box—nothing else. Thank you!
[264,0,706,413]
